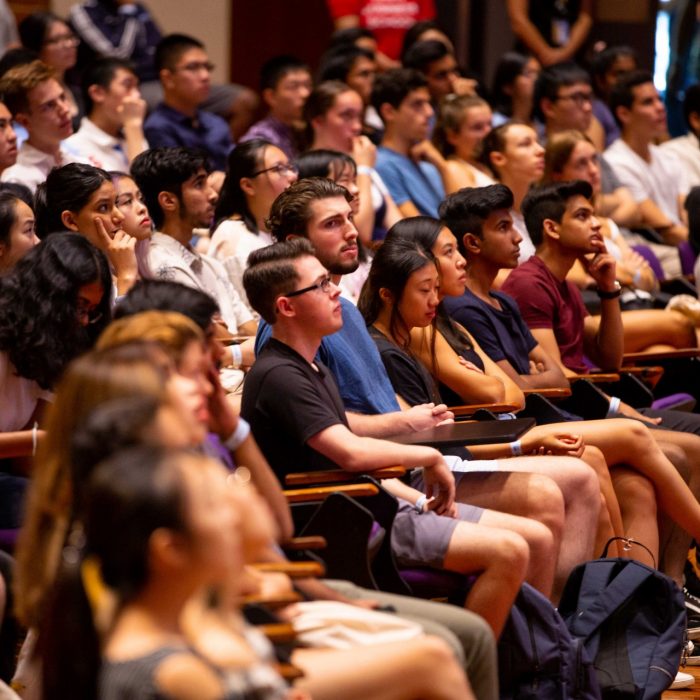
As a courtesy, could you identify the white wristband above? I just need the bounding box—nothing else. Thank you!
[356,165,373,176]
[230,344,243,369]
[223,418,251,451]
[509,439,523,457]
[607,396,621,417]
[415,494,428,513]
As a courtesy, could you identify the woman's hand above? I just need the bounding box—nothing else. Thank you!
[522,425,585,457]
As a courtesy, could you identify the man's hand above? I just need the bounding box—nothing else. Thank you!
[618,400,662,426]
[579,240,617,291]
[352,135,376,168]
[118,93,147,128]
[422,454,456,515]
[404,403,455,432]
[410,140,447,169]
[450,76,478,96]
[521,424,585,457]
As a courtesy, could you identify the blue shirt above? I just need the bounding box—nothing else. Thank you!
[144,103,232,171]
[375,146,445,217]
[255,297,400,414]
[443,288,537,376]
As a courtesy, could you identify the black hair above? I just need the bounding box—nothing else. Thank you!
[0,232,112,388]
[533,61,591,121]
[131,147,210,229]
[34,163,111,238]
[213,138,271,234]
[318,45,375,84]
[491,52,531,118]
[18,11,65,54]
[0,47,39,79]
[0,182,33,209]
[370,68,428,119]
[296,148,356,182]
[358,225,436,349]
[590,45,637,95]
[0,190,32,249]
[608,70,655,128]
[115,279,219,332]
[155,33,204,73]
[81,57,137,114]
[403,39,450,74]
[328,27,376,51]
[684,84,700,129]
[521,180,593,247]
[243,237,316,324]
[40,445,189,699]
[400,20,450,61]
[439,184,514,253]
[260,54,309,92]
[267,177,351,243]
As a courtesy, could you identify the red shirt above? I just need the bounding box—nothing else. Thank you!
[327,0,436,59]
[501,256,590,374]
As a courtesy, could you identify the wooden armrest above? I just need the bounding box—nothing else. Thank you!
[259,623,297,643]
[274,663,305,681]
[0,430,45,459]
[283,535,327,550]
[622,348,700,363]
[569,373,620,384]
[449,402,520,417]
[253,561,326,578]
[242,591,302,608]
[284,483,379,503]
[285,466,405,486]
[522,387,572,398]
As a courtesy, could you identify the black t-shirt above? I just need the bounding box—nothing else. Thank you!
[241,337,349,482]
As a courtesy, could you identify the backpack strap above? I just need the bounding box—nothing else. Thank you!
[569,562,654,639]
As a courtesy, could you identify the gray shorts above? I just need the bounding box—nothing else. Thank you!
[391,498,483,569]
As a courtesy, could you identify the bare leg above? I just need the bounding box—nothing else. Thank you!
[609,466,658,566]
[293,636,474,700]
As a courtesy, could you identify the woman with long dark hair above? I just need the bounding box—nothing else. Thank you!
[0,188,38,273]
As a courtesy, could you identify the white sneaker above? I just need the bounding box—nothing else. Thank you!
[671,670,694,689]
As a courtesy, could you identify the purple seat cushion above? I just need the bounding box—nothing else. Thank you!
[0,529,18,551]
[631,244,665,280]
[652,393,696,412]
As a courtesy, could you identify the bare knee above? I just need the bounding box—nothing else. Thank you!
[527,474,565,535]
[667,310,696,346]
[492,531,530,582]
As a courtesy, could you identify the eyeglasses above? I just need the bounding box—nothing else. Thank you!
[285,275,333,298]
[175,61,215,74]
[44,33,79,47]
[251,163,299,178]
[554,91,593,106]
[76,304,103,325]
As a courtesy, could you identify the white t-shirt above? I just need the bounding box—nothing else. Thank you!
[208,219,272,315]
[604,138,688,224]
[0,352,53,432]
[512,209,536,264]
[660,131,700,191]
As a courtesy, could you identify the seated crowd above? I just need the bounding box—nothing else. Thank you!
[2,2,700,698]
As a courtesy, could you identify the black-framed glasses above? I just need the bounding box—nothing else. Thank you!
[251,163,299,178]
[285,275,333,298]
[554,91,593,106]
[176,61,215,73]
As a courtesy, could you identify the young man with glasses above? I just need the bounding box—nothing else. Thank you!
[0,60,82,192]
[131,146,257,347]
[144,34,232,173]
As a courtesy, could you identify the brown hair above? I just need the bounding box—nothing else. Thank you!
[542,129,592,183]
[0,59,55,115]
[433,94,490,157]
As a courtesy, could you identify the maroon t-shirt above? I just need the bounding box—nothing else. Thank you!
[501,256,589,373]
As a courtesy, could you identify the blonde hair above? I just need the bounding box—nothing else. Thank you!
[0,60,56,115]
[15,342,172,627]
[433,94,490,157]
[542,129,592,184]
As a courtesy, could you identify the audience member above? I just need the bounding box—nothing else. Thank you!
[400,20,454,61]
[0,0,18,56]
[111,170,153,242]
[209,139,297,311]
[64,57,147,171]
[0,102,17,176]
[403,40,477,104]
[131,146,256,336]
[34,163,138,296]
[144,34,232,173]
[507,0,592,67]
[490,51,540,127]
[306,80,402,242]
[661,83,700,189]
[433,94,495,192]
[589,45,637,147]
[605,70,690,246]
[239,55,311,160]
[18,12,80,122]
[0,189,37,274]
[0,60,81,191]
[373,68,453,217]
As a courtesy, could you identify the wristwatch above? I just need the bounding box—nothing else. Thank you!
[596,281,622,299]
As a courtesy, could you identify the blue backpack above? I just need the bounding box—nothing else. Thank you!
[558,540,686,699]
[498,582,601,699]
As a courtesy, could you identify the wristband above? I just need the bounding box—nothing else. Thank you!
[230,344,243,369]
[632,269,642,287]
[415,494,428,513]
[356,165,373,176]
[509,439,523,456]
[223,417,251,451]
[596,281,622,299]
[32,422,38,457]
[607,396,621,417]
